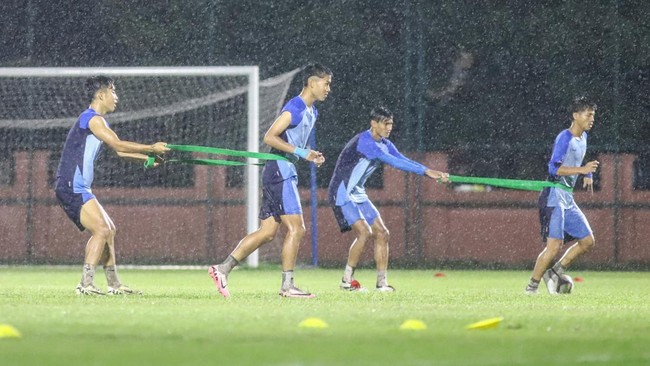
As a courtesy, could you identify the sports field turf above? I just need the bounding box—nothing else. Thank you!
[1,266,649,365]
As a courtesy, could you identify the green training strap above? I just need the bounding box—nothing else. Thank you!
[166,144,289,161]
[167,158,264,167]
[447,175,573,193]
[145,156,264,168]
[144,144,288,169]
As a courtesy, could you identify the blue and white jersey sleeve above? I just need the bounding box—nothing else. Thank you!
[358,134,427,175]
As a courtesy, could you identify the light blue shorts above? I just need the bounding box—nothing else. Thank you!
[544,205,593,242]
[333,200,380,232]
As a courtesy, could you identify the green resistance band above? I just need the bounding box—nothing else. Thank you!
[144,144,289,169]
[447,175,573,193]
[167,144,290,161]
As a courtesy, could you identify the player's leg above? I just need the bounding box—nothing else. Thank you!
[334,200,371,290]
[370,215,393,292]
[209,217,281,298]
[528,238,562,294]
[331,199,367,289]
[347,219,372,270]
[77,198,114,295]
[550,206,594,275]
[273,177,314,298]
[556,234,594,268]
[95,214,141,295]
[354,200,392,291]
[279,214,306,272]
[339,218,371,291]
[231,217,281,263]
[278,213,316,298]
[209,175,287,298]
[526,205,564,294]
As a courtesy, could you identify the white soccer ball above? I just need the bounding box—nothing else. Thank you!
[557,274,574,294]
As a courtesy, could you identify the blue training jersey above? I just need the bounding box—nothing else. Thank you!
[55,108,105,200]
[328,130,427,206]
[263,96,317,183]
[546,128,589,208]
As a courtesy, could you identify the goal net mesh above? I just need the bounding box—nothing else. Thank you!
[0,68,300,188]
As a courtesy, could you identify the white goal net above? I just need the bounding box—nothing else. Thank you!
[0,66,301,266]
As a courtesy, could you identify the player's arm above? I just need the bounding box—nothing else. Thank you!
[548,132,599,177]
[116,152,165,168]
[384,142,449,182]
[556,163,599,176]
[89,116,169,157]
[263,111,324,165]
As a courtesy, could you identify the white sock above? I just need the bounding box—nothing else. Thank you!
[81,263,96,287]
[281,270,294,290]
[377,270,387,287]
[104,265,121,288]
[343,265,355,283]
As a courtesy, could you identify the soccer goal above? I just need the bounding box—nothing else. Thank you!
[0,66,301,267]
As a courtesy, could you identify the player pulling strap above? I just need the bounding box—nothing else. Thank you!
[328,106,449,292]
[525,96,599,294]
[55,76,169,295]
[209,64,332,298]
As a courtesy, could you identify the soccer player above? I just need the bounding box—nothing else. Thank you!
[328,106,449,292]
[208,64,332,298]
[55,76,169,295]
[525,96,599,295]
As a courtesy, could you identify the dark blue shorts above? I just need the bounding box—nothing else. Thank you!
[259,176,302,222]
[55,179,92,231]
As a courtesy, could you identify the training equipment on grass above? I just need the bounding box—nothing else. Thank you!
[399,319,427,331]
[0,324,22,339]
[557,274,574,294]
[298,317,328,329]
[446,175,573,193]
[466,317,503,330]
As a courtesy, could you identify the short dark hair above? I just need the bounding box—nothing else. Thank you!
[570,96,597,114]
[370,106,393,123]
[302,63,332,86]
[85,75,114,103]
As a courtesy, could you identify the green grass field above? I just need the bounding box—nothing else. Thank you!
[1,266,649,365]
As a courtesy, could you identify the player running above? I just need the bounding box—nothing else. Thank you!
[208,64,332,298]
[328,106,449,292]
[525,96,599,294]
[55,75,169,295]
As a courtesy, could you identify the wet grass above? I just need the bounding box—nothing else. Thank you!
[1,267,649,365]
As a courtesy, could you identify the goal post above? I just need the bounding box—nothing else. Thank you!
[0,66,301,268]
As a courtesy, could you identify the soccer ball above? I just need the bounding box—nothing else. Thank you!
[557,274,574,294]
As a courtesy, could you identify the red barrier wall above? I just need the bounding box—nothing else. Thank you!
[1,151,648,268]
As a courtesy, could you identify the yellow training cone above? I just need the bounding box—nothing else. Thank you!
[399,319,427,331]
[0,324,22,339]
[298,317,328,329]
[466,317,503,330]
